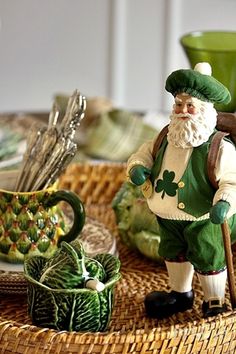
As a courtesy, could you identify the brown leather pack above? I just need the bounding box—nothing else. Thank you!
[151,112,236,189]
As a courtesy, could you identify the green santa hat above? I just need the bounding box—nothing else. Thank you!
[165,62,231,104]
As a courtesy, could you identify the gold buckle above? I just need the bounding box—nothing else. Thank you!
[208,297,223,308]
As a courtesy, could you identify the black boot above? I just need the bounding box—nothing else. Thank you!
[202,299,228,318]
[144,290,194,319]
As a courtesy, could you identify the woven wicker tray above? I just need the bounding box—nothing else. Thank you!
[1,162,236,354]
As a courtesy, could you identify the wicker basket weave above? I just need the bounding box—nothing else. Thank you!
[1,162,236,353]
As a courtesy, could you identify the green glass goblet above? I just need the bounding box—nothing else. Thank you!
[180,31,236,112]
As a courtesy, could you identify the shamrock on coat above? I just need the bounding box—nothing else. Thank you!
[155,170,178,199]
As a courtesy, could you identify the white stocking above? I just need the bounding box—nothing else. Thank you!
[197,270,227,303]
[165,261,194,293]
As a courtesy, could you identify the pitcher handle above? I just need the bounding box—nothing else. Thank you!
[45,190,85,244]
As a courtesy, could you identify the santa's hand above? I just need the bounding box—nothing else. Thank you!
[210,200,230,224]
[129,165,151,185]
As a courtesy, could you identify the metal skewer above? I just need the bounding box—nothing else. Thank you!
[16,90,86,192]
[15,124,44,191]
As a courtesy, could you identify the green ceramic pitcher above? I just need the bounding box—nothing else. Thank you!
[0,170,85,263]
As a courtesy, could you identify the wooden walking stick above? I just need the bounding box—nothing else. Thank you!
[221,220,236,309]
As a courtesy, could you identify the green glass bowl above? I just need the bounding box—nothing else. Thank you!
[180,31,236,112]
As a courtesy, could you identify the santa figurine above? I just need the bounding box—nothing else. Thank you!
[127,62,236,318]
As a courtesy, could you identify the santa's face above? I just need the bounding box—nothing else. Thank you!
[174,94,200,116]
[167,93,217,148]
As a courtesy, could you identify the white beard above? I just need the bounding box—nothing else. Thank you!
[167,105,217,148]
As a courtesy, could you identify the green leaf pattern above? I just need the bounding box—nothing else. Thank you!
[24,241,121,332]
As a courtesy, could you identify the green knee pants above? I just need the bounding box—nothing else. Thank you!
[157,215,236,273]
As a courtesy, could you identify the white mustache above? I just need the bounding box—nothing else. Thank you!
[173,113,192,119]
